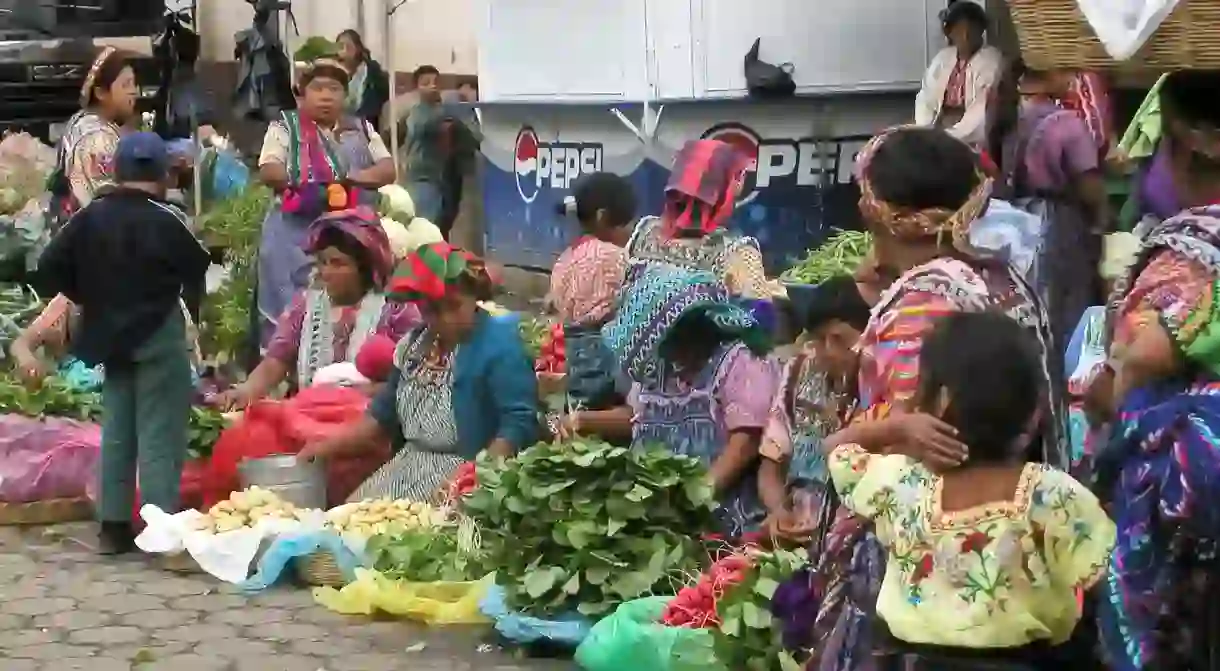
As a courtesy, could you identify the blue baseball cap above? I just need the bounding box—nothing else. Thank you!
[115,132,170,182]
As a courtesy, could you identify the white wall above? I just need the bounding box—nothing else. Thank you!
[197,0,477,75]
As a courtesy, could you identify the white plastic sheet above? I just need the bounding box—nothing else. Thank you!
[135,504,326,584]
[1075,0,1182,61]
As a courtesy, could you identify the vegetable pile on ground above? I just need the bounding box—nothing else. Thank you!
[463,438,719,617]
[365,519,487,583]
[187,406,227,460]
[0,372,101,421]
[712,548,810,671]
[190,486,306,533]
[325,498,447,538]
[661,551,752,628]
[198,185,272,363]
[0,283,46,356]
[534,322,566,374]
[0,133,57,274]
[779,230,872,284]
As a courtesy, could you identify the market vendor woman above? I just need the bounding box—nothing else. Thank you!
[216,208,420,409]
[256,58,396,348]
[298,242,538,500]
[562,265,779,537]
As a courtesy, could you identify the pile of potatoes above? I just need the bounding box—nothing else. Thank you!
[190,486,304,534]
[326,498,447,538]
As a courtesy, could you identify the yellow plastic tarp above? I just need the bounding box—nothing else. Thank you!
[312,569,494,625]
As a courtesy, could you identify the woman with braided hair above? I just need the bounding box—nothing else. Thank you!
[298,242,538,501]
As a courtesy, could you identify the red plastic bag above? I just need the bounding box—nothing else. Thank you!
[203,386,390,508]
[0,414,100,502]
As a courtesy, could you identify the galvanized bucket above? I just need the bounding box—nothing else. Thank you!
[237,454,327,509]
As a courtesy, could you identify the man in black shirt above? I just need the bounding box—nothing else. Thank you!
[36,132,211,555]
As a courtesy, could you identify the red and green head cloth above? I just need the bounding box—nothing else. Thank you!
[387,242,486,302]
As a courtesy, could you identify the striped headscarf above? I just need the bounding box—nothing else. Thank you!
[661,139,750,238]
[855,126,993,256]
[603,264,770,384]
[386,242,496,303]
[304,207,394,288]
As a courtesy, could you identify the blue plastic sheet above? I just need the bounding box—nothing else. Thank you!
[207,150,251,204]
[479,584,593,646]
[56,357,102,392]
[240,530,364,592]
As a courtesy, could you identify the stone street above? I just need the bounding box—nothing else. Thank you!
[0,523,571,670]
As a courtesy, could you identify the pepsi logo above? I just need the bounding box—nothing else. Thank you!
[514,127,541,204]
[513,126,605,204]
[700,123,763,206]
[700,123,863,204]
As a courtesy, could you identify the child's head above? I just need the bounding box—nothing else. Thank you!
[802,275,870,378]
[558,172,638,246]
[914,312,1042,464]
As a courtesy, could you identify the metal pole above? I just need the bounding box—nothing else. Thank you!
[191,0,203,219]
[386,0,399,181]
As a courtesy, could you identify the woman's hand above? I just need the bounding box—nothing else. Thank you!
[14,351,45,387]
[763,507,814,543]
[297,438,339,463]
[214,385,252,412]
[553,412,580,441]
[884,413,969,471]
[1084,364,1117,426]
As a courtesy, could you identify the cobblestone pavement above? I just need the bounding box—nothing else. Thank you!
[0,523,572,671]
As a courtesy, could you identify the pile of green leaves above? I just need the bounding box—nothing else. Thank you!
[293,36,339,62]
[463,439,719,617]
[0,283,46,358]
[779,230,872,285]
[366,524,488,583]
[198,185,271,362]
[518,313,549,361]
[187,406,227,460]
[712,548,808,671]
[0,372,101,421]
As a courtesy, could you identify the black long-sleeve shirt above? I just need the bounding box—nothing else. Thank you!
[34,188,211,367]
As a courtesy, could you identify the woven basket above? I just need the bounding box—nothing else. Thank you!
[160,552,203,574]
[0,497,92,526]
[1006,0,1220,72]
[296,550,346,587]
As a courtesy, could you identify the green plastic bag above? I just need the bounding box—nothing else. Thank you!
[574,596,725,671]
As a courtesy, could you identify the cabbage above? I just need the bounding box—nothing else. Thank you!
[377,185,415,221]
[380,216,444,260]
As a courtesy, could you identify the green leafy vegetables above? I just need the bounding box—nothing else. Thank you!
[366,520,487,583]
[0,372,101,421]
[780,230,872,285]
[198,185,271,363]
[187,406,227,460]
[463,438,719,617]
[713,549,808,671]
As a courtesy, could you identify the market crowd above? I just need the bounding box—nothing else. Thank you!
[11,9,1220,670]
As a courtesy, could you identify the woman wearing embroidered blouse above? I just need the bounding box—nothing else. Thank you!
[297,242,538,501]
[256,58,397,348]
[808,127,1068,671]
[914,1,1002,148]
[828,311,1114,669]
[216,208,419,409]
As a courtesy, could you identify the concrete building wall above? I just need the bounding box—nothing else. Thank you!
[197,0,476,77]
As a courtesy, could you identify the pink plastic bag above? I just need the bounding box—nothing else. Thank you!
[0,414,100,503]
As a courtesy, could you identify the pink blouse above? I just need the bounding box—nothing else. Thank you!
[266,291,421,367]
[548,237,627,325]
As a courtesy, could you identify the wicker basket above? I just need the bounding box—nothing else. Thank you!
[1006,0,1220,72]
[0,497,92,526]
[160,552,203,574]
[296,550,346,587]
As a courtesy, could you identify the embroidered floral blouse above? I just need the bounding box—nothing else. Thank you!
[266,290,420,370]
[828,444,1116,649]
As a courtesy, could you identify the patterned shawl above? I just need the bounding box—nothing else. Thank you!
[602,264,769,384]
[304,207,394,288]
[661,139,750,238]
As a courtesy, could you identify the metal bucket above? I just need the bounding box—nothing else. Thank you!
[237,455,327,509]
